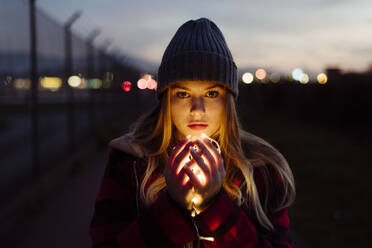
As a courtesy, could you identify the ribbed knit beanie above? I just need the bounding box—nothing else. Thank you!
[157,18,238,98]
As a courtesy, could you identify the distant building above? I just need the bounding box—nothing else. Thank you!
[367,63,372,74]
[326,68,342,81]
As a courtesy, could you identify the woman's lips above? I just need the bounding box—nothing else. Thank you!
[187,122,208,130]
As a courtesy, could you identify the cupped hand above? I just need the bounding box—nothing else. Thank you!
[184,137,225,213]
[163,137,196,210]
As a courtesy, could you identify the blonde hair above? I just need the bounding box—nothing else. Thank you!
[131,87,295,232]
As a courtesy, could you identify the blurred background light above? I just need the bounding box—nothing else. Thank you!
[137,78,147,89]
[40,77,62,91]
[292,68,304,81]
[121,81,132,92]
[269,73,281,83]
[103,80,111,88]
[67,75,82,88]
[105,72,114,81]
[77,78,87,89]
[147,79,157,90]
[14,78,31,90]
[88,78,103,89]
[255,68,267,80]
[103,72,114,88]
[136,73,157,90]
[242,72,254,84]
[285,73,293,81]
[299,73,309,84]
[5,76,13,85]
[317,73,328,84]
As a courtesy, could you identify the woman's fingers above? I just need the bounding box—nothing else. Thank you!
[190,147,211,176]
[199,138,223,170]
[178,166,193,188]
[172,141,194,175]
[194,139,220,173]
[168,138,189,168]
[183,164,203,188]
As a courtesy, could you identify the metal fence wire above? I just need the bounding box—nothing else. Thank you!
[0,0,154,199]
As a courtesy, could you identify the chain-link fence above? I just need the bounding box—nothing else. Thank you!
[0,0,155,199]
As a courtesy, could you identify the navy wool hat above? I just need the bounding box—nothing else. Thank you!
[157,18,238,98]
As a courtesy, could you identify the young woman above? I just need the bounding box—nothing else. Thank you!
[89,18,296,248]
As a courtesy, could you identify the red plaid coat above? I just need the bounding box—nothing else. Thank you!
[89,132,294,247]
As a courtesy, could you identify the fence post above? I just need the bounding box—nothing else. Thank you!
[86,30,100,135]
[64,11,81,153]
[29,0,39,179]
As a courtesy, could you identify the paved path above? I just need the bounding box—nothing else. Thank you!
[3,147,109,248]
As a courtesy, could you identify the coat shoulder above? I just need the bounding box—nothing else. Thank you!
[104,148,147,187]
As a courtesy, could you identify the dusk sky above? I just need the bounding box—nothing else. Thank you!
[37,0,372,75]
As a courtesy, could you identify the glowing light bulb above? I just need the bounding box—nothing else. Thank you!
[190,194,202,217]
[191,210,196,217]
[201,133,221,154]
[191,195,202,205]
[200,237,215,242]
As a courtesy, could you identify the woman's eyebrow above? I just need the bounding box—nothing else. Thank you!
[172,85,189,90]
[205,84,221,90]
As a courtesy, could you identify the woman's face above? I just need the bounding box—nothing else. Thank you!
[170,80,226,139]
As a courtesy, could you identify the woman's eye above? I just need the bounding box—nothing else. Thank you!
[206,90,219,98]
[176,91,190,98]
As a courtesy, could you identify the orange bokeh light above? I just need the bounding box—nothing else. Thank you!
[255,68,267,80]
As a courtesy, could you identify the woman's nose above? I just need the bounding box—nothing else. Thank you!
[190,96,205,113]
